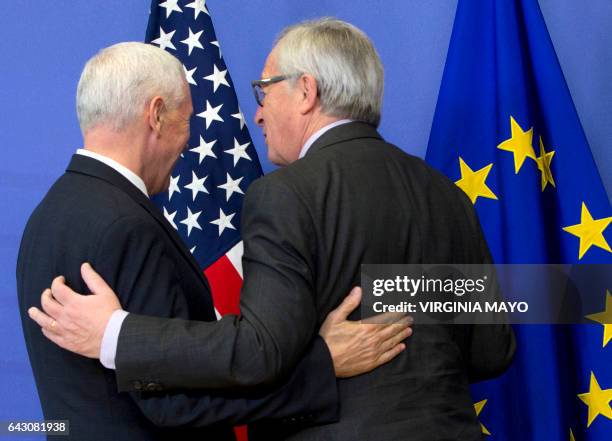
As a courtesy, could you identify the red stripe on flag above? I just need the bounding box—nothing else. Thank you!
[204,254,243,316]
[234,425,248,441]
[205,255,247,439]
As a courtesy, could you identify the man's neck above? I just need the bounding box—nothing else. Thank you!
[82,126,146,182]
[300,114,343,148]
[76,149,149,197]
[298,118,353,160]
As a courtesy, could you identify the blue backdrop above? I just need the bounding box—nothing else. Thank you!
[1,0,610,438]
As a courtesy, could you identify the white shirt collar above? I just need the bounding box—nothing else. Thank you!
[76,149,149,197]
[298,119,353,159]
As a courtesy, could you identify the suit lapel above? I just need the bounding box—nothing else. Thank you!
[66,155,207,282]
[306,121,383,157]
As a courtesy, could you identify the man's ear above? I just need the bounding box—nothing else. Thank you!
[147,96,165,136]
[298,74,319,115]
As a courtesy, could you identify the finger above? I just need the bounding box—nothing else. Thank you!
[400,315,414,326]
[81,262,114,297]
[51,275,79,305]
[367,319,411,345]
[363,311,406,325]
[41,288,64,317]
[50,275,65,295]
[399,325,413,341]
[379,326,413,353]
[329,286,362,322]
[41,327,67,348]
[370,314,412,339]
[375,343,406,367]
[28,306,56,331]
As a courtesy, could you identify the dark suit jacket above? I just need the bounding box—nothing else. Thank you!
[16,155,338,441]
[115,122,516,440]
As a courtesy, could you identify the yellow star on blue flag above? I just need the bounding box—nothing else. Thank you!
[497,116,536,174]
[455,157,498,204]
[426,0,612,439]
[563,202,612,260]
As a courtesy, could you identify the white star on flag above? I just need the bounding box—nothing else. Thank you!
[210,208,236,236]
[168,174,181,201]
[183,65,197,86]
[159,0,182,18]
[210,40,222,58]
[231,108,246,130]
[204,64,230,92]
[181,27,204,56]
[163,207,178,230]
[218,173,244,201]
[190,246,197,254]
[185,0,209,19]
[224,138,252,166]
[184,170,209,200]
[151,27,176,51]
[190,135,217,163]
[180,207,203,237]
[197,100,224,129]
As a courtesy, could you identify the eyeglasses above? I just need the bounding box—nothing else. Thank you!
[251,74,297,107]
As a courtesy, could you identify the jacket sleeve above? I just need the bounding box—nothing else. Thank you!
[114,177,321,391]
[131,337,338,427]
[95,213,337,426]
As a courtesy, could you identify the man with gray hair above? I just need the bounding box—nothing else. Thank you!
[18,41,411,440]
[31,19,514,440]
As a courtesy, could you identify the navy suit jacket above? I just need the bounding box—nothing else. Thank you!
[17,154,338,441]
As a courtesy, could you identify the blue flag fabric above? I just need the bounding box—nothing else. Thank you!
[426,0,611,439]
[145,0,262,271]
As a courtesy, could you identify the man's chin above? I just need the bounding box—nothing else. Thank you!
[150,175,172,196]
[267,153,283,167]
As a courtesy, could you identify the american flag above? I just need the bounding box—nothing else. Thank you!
[146,0,263,324]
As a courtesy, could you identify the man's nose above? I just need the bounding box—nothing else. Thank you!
[254,106,263,127]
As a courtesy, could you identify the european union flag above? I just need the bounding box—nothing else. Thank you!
[426,0,611,439]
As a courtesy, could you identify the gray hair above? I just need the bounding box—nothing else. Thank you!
[274,18,384,127]
[76,42,186,133]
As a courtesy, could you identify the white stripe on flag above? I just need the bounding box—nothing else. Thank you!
[226,241,244,278]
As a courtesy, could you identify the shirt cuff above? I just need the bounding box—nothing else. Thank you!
[100,309,129,370]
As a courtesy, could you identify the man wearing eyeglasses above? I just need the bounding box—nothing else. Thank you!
[31,18,514,440]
